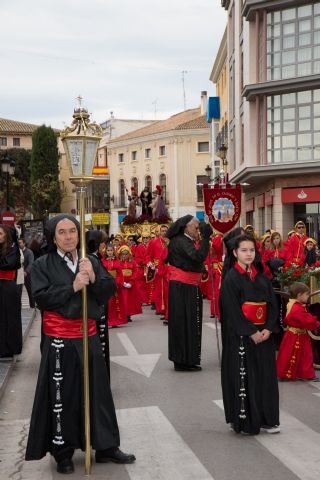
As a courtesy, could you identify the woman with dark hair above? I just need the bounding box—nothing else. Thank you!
[0,224,22,358]
[220,234,279,435]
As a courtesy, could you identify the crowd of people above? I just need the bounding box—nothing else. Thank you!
[1,214,320,473]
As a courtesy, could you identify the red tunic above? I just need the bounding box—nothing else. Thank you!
[134,243,150,304]
[101,258,127,327]
[118,259,142,317]
[209,234,223,319]
[286,233,308,264]
[146,237,168,313]
[276,300,320,380]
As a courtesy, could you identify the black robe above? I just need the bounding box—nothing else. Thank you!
[220,267,279,435]
[26,251,119,460]
[167,234,209,366]
[0,245,22,356]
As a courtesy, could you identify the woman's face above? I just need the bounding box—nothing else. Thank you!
[234,240,256,268]
[120,250,129,261]
[306,242,314,251]
[106,246,114,258]
[264,237,271,249]
[273,235,281,246]
[0,227,6,244]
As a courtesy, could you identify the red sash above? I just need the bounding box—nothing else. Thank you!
[242,302,267,325]
[169,265,202,286]
[43,311,97,338]
[0,270,16,280]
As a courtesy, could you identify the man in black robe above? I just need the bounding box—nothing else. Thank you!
[166,215,212,371]
[25,214,135,474]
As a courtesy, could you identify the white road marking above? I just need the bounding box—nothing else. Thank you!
[111,333,161,378]
[214,400,320,480]
[116,406,214,480]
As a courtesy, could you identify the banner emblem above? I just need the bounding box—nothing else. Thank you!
[203,184,241,234]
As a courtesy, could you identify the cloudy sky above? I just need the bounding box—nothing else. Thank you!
[0,0,227,129]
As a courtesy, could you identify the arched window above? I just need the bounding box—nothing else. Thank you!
[159,173,167,204]
[131,177,139,194]
[145,175,152,192]
[119,179,126,207]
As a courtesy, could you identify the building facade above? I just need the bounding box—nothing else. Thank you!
[106,99,210,234]
[220,0,320,242]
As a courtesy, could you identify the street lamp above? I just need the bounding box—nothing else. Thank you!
[1,153,16,211]
[218,143,228,173]
[60,99,102,476]
[205,164,212,180]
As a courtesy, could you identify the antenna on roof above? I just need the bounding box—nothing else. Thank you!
[152,98,158,119]
[181,71,188,110]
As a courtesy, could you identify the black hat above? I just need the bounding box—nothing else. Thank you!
[45,214,80,252]
[166,214,194,239]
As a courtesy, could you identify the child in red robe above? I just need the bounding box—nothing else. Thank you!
[277,282,320,381]
[117,245,142,321]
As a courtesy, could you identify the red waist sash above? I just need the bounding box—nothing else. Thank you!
[0,269,16,280]
[242,302,267,325]
[169,265,202,286]
[43,311,97,338]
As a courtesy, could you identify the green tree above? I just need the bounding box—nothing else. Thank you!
[0,148,32,216]
[30,125,62,218]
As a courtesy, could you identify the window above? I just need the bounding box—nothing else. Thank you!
[196,175,208,202]
[119,179,126,207]
[131,151,137,160]
[118,153,124,163]
[145,148,151,159]
[13,138,20,147]
[197,141,209,153]
[159,173,167,203]
[0,137,7,146]
[145,175,152,191]
[159,145,166,156]
[267,89,320,164]
[267,4,320,80]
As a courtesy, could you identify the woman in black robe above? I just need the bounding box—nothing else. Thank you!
[0,224,22,358]
[220,234,279,435]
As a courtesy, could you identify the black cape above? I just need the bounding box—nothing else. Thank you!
[167,234,209,366]
[25,251,119,460]
[0,244,22,356]
[220,267,279,434]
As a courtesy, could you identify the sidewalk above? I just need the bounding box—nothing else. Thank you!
[0,287,36,400]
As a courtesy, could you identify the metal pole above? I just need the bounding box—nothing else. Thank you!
[78,185,91,476]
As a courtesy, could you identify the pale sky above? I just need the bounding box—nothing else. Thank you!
[0,0,227,129]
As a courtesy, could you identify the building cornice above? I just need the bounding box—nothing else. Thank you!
[106,127,210,150]
[210,27,227,84]
[243,0,313,21]
[243,74,320,101]
[230,162,320,184]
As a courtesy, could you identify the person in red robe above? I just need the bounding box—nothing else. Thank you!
[208,233,223,320]
[125,235,137,258]
[303,238,317,267]
[286,221,308,264]
[134,234,151,305]
[146,225,169,315]
[117,245,142,321]
[101,244,127,327]
[260,233,272,279]
[277,282,320,381]
[265,231,288,263]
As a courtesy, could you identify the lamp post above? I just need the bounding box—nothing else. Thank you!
[60,99,102,476]
[218,143,228,174]
[1,153,16,211]
[205,164,212,181]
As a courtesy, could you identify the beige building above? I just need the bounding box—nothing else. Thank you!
[219,0,320,242]
[106,97,210,234]
[0,118,39,150]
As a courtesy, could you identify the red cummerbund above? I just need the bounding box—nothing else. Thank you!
[43,311,97,338]
[242,302,267,325]
[169,265,202,286]
[0,269,16,280]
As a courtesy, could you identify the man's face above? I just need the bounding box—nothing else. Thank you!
[54,219,78,254]
[127,237,134,246]
[159,226,168,238]
[185,219,200,241]
[142,236,150,245]
[297,224,305,235]
[18,239,25,249]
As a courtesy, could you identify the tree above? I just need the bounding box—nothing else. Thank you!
[0,148,32,217]
[30,125,62,218]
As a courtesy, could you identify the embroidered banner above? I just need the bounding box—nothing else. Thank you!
[203,183,242,234]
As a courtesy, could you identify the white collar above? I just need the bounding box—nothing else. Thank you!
[57,248,78,273]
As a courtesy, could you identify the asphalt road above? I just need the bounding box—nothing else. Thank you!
[0,301,320,479]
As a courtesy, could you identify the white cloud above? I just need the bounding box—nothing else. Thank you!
[0,0,226,128]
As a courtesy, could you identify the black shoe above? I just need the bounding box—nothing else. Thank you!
[150,304,155,310]
[127,316,132,322]
[174,363,202,372]
[56,458,74,474]
[160,316,165,320]
[163,320,168,325]
[95,447,136,464]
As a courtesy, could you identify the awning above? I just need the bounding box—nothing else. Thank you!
[282,187,320,203]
